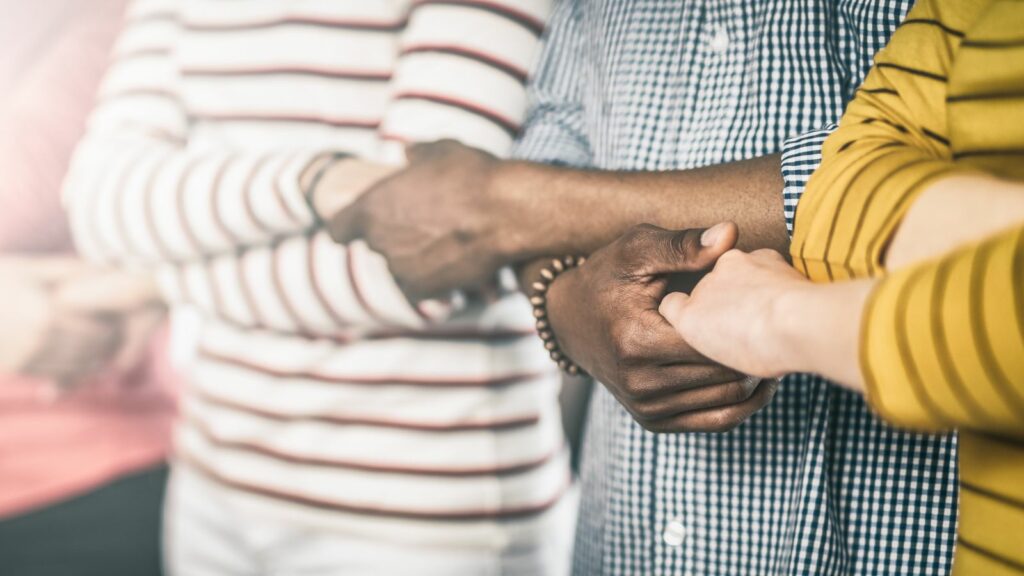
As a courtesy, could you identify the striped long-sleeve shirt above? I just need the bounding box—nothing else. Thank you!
[792,0,1024,573]
[63,0,568,551]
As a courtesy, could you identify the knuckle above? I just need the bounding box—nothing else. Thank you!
[619,224,658,255]
[626,408,668,432]
[725,378,759,403]
[704,410,747,433]
[608,326,637,359]
[630,402,660,422]
[670,229,704,260]
[614,338,645,365]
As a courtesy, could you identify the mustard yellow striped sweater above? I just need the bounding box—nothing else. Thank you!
[793,0,1024,574]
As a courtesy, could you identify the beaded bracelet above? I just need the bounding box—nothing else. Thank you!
[529,255,588,376]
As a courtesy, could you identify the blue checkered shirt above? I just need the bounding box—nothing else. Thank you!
[513,1,959,575]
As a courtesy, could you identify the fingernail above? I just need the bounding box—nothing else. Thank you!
[701,223,727,247]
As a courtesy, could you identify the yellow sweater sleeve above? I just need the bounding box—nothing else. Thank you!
[791,0,988,282]
[861,225,1024,437]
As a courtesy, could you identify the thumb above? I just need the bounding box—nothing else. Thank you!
[632,222,738,276]
[658,291,691,330]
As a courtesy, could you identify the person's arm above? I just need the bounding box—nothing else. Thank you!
[154,231,445,334]
[65,0,419,267]
[661,222,1024,439]
[61,1,335,266]
[374,0,551,162]
[686,222,1024,437]
[328,139,790,301]
[857,225,1024,437]
[327,0,792,301]
[790,0,993,282]
[65,0,484,332]
[205,0,549,333]
[885,174,1024,269]
[765,174,1024,387]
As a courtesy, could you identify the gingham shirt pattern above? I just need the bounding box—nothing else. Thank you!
[781,125,836,234]
[513,1,959,575]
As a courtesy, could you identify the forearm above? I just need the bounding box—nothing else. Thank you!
[66,138,329,265]
[160,231,437,334]
[885,174,1024,270]
[775,175,1024,393]
[494,154,788,260]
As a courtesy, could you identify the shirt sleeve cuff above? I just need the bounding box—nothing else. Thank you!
[511,116,592,168]
[780,125,837,236]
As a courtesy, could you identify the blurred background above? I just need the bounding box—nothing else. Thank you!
[1,1,177,575]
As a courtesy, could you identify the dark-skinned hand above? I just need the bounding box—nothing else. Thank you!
[543,223,778,433]
[328,140,519,301]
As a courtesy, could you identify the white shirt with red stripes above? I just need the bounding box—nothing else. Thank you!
[63,0,568,551]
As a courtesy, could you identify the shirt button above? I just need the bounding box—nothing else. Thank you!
[663,517,687,547]
[710,26,730,53]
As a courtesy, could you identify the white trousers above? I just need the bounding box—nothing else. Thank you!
[163,463,575,576]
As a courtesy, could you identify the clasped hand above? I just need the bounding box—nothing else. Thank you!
[0,257,164,389]
[546,223,777,433]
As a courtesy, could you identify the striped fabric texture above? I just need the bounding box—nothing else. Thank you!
[63,0,572,559]
[792,1,1024,573]
[514,1,960,575]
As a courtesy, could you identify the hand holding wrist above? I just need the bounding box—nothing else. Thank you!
[542,224,777,433]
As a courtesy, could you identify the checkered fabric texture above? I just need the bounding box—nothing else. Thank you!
[781,126,836,235]
[513,1,959,575]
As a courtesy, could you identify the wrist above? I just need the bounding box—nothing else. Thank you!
[487,162,599,262]
[773,280,873,390]
[530,256,588,376]
[769,283,829,376]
